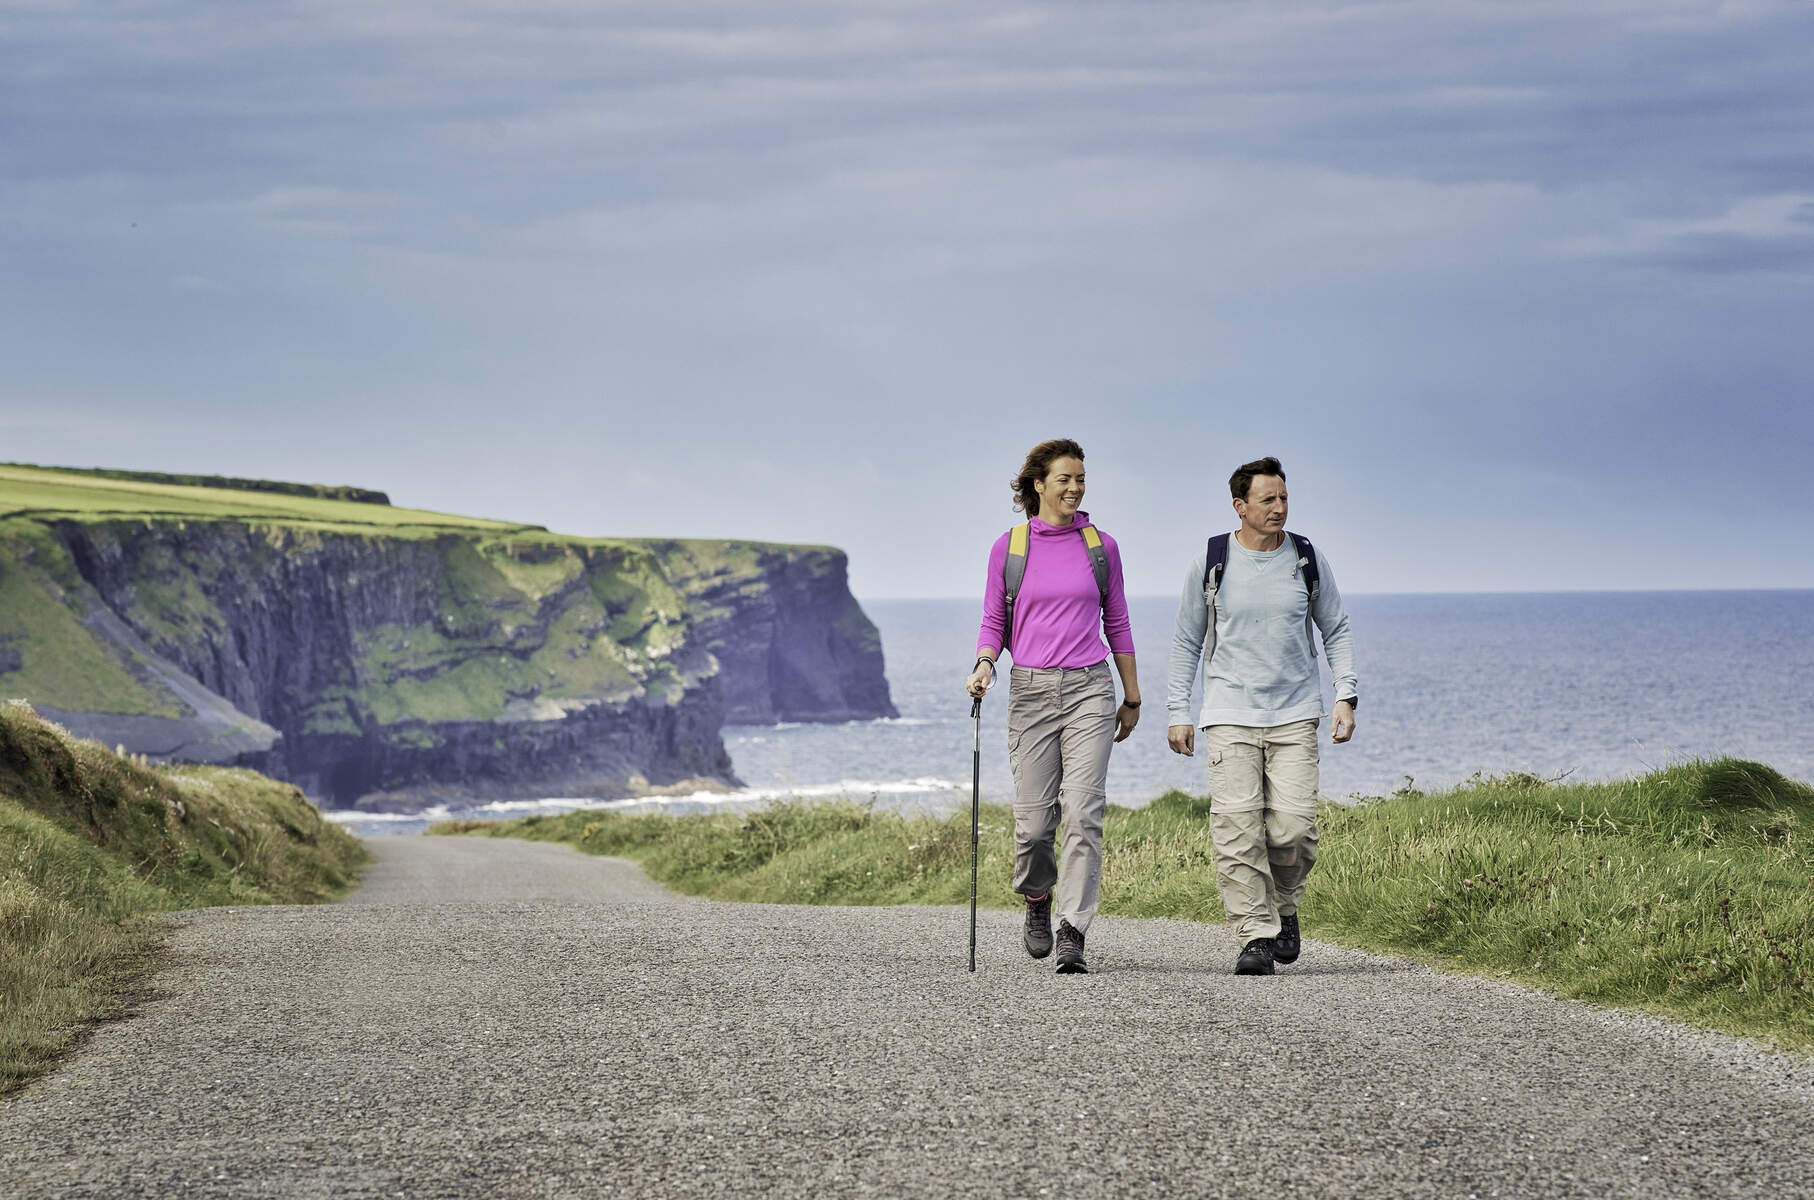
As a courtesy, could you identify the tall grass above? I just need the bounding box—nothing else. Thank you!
[1310,761,1814,1046]
[0,701,368,1093]
[442,758,1814,1050]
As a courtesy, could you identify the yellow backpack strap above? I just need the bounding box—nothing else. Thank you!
[1008,521,1031,563]
[1079,524,1110,607]
[1002,523,1031,648]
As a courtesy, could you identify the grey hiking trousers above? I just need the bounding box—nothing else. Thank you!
[1006,661,1117,935]
[1204,719,1321,946]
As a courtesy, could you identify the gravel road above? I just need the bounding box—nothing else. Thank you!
[4,836,1813,1199]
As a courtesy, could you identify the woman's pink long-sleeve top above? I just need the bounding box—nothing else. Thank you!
[975,511,1136,670]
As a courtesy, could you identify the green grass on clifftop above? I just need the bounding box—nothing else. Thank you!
[0,463,533,536]
[0,702,368,1094]
[440,758,1814,1052]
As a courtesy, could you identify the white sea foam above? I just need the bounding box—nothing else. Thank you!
[322,805,451,824]
[473,778,965,813]
[667,777,961,802]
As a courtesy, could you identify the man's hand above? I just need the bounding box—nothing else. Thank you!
[1167,724,1195,756]
[1114,701,1141,743]
[1332,700,1356,744]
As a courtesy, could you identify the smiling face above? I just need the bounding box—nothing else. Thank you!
[1033,455,1085,525]
[1234,473,1288,546]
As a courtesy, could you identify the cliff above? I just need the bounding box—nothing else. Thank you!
[0,465,895,809]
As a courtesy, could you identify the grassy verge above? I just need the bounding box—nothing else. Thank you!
[438,757,1814,1051]
[0,701,368,1094]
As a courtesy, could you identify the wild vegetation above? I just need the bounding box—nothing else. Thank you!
[442,757,1814,1051]
[0,462,391,504]
[0,462,526,534]
[0,701,367,1093]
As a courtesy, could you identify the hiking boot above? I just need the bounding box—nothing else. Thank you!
[1235,937,1276,976]
[1273,913,1301,965]
[1022,893,1053,959]
[1055,920,1088,974]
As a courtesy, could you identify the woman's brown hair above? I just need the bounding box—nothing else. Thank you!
[1011,438,1085,515]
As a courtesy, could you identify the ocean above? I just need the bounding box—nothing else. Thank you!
[333,590,1814,837]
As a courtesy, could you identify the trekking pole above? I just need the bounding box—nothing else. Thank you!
[969,694,982,973]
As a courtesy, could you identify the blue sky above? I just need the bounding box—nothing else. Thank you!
[4,1,1812,598]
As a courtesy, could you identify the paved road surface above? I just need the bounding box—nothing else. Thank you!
[4,837,1813,1198]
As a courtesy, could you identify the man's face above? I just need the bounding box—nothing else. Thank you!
[1234,475,1288,540]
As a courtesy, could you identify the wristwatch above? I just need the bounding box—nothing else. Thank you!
[1120,698,1141,709]
[1339,695,1359,710]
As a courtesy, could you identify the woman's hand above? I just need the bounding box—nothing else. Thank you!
[1114,699,1141,742]
[965,658,996,699]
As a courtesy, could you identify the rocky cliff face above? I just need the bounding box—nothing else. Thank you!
[651,540,897,724]
[0,511,894,809]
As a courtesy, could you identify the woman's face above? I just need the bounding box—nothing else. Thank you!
[1033,456,1085,522]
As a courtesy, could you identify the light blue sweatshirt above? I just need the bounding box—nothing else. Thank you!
[1167,534,1357,728]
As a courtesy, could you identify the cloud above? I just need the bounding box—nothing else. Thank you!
[8,3,1812,198]
[1638,232,1814,274]
[235,186,398,237]
[4,1,1814,594]
[1559,193,1814,274]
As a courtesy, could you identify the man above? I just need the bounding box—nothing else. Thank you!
[1166,457,1357,975]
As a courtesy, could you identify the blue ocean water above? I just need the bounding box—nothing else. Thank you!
[336,591,1813,836]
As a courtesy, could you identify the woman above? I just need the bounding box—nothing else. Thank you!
[966,438,1139,974]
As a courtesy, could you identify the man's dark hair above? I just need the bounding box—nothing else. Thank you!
[1229,456,1285,501]
[1012,438,1085,514]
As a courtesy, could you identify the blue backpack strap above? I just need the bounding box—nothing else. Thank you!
[1287,531,1320,656]
[1202,532,1231,606]
[1078,524,1111,606]
[1001,522,1031,648]
[1287,531,1319,601]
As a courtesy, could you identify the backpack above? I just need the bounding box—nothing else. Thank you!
[1001,521,1111,649]
[1201,531,1321,661]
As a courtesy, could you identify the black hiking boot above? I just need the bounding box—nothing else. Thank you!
[1022,892,1053,959]
[1055,920,1088,974]
[1273,913,1301,965]
[1235,938,1276,976]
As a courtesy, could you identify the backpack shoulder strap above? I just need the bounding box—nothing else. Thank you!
[1202,532,1231,606]
[1001,523,1031,647]
[1287,531,1320,656]
[1287,532,1319,601]
[1004,522,1031,600]
[1079,524,1111,606]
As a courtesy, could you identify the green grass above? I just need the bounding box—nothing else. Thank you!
[0,701,368,1094]
[0,463,535,536]
[0,526,186,716]
[439,758,1814,1052]
[0,463,391,504]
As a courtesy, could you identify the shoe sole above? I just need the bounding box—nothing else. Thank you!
[1056,959,1088,974]
[1025,941,1053,960]
[1234,964,1275,976]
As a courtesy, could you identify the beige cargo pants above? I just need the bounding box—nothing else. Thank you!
[1006,662,1117,935]
[1203,719,1321,946]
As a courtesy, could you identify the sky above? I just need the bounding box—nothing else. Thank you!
[3,0,1812,599]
